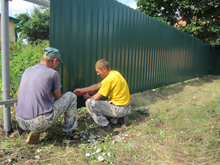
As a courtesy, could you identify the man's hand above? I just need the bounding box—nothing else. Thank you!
[83,93,91,100]
[73,88,83,94]
[73,83,101,95]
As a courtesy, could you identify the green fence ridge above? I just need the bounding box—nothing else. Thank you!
[210,45,220,75]
[50,0,210,97]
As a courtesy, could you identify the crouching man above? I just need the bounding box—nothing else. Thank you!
[16,47,79,144]
[74,59,131,131]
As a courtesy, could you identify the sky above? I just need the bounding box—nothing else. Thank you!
[6,0,137,17]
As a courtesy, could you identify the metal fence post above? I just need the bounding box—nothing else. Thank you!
[1,0,12,133]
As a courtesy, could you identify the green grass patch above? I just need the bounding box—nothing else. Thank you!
[1,75,220,164]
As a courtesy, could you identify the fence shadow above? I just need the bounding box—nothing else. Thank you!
[3,75,220,146]
[130,75,220,109]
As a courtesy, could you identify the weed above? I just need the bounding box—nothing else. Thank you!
[159,129,166,139]
[0,40,47,99]
[1,75,220,164]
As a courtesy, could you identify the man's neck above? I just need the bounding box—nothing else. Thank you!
[104,69,111,78]
[40,61,52,68]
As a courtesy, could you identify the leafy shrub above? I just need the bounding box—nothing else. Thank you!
[0,40,47,99]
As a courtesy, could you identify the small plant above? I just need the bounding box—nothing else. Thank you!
[159,129,166,139]
[0,40,47,99]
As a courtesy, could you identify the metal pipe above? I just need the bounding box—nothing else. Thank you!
[23,0,50,7]
[1,0,12,133]
[0,99,17,106]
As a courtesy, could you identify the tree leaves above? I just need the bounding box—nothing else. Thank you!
[16,7,50,42]
[136,0,220,44]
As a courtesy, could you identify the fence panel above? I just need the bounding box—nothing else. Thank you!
[210,45,220,75]
[50,0,210,95]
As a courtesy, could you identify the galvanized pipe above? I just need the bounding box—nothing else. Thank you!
[1,0,12,133]
[23,0,50,7]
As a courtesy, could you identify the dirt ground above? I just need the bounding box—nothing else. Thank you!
[0,75,220,164]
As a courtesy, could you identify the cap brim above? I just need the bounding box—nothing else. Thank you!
[59,58,64,63]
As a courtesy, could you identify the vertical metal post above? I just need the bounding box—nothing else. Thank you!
[1,0,12,133]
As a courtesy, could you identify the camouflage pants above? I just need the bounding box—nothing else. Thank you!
[85,99,131,127]
[16,92,77,134]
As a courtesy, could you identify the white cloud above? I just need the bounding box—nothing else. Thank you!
[117,0,137,9]
[6,0,137,17]
[9,0,35,16]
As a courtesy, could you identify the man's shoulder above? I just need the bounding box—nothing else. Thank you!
[110,70,123,79]
[24,64,58,76]
[103,70,120,83]
[109,70,120,76]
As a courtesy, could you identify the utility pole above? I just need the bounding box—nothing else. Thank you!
[0,0,49,133]
[1,0,12,133]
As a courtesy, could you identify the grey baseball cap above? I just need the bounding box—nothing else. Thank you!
[44,47,63,63]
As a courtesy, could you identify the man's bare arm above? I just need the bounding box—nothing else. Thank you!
[91,92,103,100]
[73,82,102,94]
[53,88,62,100]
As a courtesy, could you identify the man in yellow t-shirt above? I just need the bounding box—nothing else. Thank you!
[74,59,131,130]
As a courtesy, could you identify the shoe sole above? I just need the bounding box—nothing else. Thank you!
[26,132,40,144]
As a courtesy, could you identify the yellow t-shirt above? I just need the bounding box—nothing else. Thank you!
[98,70,130,106]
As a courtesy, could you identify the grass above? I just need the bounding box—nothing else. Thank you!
[0,75,220,164]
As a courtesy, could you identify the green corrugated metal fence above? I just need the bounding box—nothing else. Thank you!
[50,0,210,96]
[210,45,220,75]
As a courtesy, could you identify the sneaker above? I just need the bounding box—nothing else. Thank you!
[26,132,40,144]
[65,131,81,140]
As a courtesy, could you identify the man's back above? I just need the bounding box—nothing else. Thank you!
[98,70,130,106]
[16,63,61,120]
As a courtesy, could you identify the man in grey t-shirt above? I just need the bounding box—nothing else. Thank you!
[16,47,79,144]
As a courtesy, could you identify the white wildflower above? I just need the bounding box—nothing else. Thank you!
[36,149,42,153]
[85,153,91,157]
[107,152,112,157]
[137,133,142,136]
[97,156,104,162]
[96,148,102,153]
[35,155,40,159]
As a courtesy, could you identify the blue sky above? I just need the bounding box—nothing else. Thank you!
[117,0,137,9]
[7,0,137,17]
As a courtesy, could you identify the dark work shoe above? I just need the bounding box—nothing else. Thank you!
[103,125,112,132]
[26,132,40,144]
[94,125,112,132]
[110,117,119,124]
[119,115,129,127]
[123,115,129,126]
[65,131,81,140]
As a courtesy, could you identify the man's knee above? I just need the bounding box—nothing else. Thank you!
[64,92,77,102]
[86,99,94,107]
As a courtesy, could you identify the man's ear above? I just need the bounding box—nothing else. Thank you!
[54,58,59,63]
[103,67,107,72]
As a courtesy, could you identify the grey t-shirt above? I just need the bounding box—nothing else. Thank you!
[16,63,62,120]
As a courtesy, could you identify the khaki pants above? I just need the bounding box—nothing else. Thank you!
[16,92,77,135]
[86,99,131,127]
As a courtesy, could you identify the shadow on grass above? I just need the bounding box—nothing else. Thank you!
[38,109,151,147]
[41,75,220,145]
[2,75,219,147]
[130,75,220,109]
